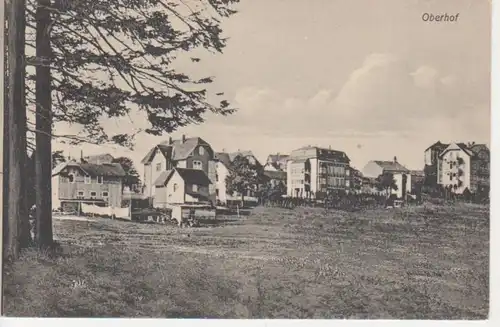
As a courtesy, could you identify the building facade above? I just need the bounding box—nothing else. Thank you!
[51,160,126,212]
[362,158,411,199]
[437,142,490,194]
[286,146,350,198]
[424,141,449,186]
[264,153,289,172]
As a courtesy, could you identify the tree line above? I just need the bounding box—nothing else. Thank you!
[4,0,240,260]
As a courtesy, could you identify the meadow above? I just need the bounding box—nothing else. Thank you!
[3,203,489,319]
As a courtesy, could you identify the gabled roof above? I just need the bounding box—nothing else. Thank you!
[175,168,212,185]
[156,168,212,187]
[469,144,489,155]
[215,152,232,167]
[372,160,410,173]
[160,137,211,161]
[425,141,449,151]
[438,142,477,158]
[53,161,126,177]
[141,137,211,164]
[263,170,287,180]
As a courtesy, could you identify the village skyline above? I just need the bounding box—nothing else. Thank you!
[51,0,490,175]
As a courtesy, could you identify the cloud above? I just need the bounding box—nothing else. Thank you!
[219,52,488,141]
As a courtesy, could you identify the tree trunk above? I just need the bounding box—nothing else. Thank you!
[5,0,30,261]
[35,0,53,247]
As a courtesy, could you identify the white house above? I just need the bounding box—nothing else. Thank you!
[437,142,490,194]
[362,157,411,199]
[286,146,350,198]
[153,168,212,208]
[141,136,217,204]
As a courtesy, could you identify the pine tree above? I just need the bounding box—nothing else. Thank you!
[24,0,240,247]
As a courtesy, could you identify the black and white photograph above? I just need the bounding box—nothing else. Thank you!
[0,0,494,321]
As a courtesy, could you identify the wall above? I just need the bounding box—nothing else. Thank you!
[51,175,60,210]
[154,171,185,208]
[57,167,123,207]
[215,162,229,204]
[439,147,471,194]
[144,149,168,198]
[392,173,412,198]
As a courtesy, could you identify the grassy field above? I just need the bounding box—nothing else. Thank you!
[3,203,489,319]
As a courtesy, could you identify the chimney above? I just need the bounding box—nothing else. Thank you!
[393,156,398,163]
[169,136,173,144]
[181,134,186,144]
[80,150,84,162]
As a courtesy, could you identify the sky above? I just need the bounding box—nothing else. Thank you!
[52,0,491,175]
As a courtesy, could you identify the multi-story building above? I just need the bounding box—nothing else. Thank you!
[141,135,217,205]
[51,158,126,212]
[286,146,350,198]
[437,142,490,194]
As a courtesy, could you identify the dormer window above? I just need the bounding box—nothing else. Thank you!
[84,175,91,184]
[97,176,104,184]
[192,184,198,192]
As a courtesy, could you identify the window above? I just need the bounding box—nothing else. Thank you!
[90,191,97,198]
[68,174,75,183]
[156,163,162,171]
[193,160,202,170]
[192,184,198,192]
[97,176,104,184]
[216,189,219,197]
[84,175,91,184]
[449,174,452,181]
[77,191,84,199]
[215,174,219,182]
[102,191,109,197]
[199,146,205,155]
[173,183,178,192]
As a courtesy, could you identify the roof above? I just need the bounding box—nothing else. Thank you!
[154,170,172,187]
[290,146,350,163]
[438,142,486,158]
[53,161,126,177]
[175,168,212,185]
[156,168,212,187]
[215,152,232,167]
[141,137,211,164]
[185,191,210,202]
[263,170,287,180]
[372,160,410,173]
[425,141,449,151]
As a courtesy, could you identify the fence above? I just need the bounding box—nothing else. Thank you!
[80,203,131,220]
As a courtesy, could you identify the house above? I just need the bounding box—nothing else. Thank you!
[286,145,351,198]
[51,159,126,212]
[153,168,212,208]
[264,153,289,172]
[424,141,450,185]
[141,135,217,205]
[437,142,490,194]
[362,157,411,199]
